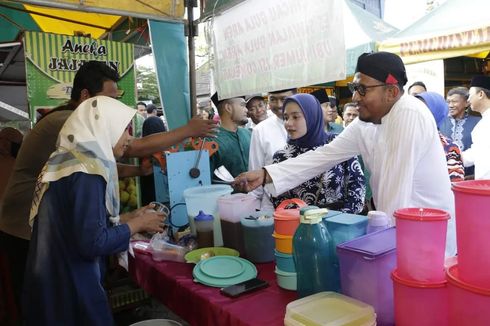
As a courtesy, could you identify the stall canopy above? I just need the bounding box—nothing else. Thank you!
[0,0,176,120]
[378,0,489,64]
[343,0,398,75]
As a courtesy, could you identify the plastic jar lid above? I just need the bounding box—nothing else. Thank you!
[451,180,490,195]
[446,264,490,296]
[393,208,449,222]
[391,269,447,288]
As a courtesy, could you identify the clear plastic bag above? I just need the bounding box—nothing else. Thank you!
[149,232,189,262]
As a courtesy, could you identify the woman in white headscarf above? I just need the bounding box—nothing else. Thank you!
[23,96,165,326]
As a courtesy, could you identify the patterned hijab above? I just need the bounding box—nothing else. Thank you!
[30,96,135,225]
[283,93,328,149]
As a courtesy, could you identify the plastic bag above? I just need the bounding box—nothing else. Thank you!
[149,232,189,262]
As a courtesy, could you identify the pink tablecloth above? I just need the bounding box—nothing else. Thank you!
[128,253,297,326]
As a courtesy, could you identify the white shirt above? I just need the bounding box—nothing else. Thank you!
[462,109,490,179]
[265,95,456,256]
[248,114,288,210]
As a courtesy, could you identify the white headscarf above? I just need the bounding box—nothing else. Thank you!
[30,96,135,226]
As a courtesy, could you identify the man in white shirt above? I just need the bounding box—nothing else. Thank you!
[248,88,296,210]
[235,52,456,256]
[244,94,268,129]
[462,75,490,179]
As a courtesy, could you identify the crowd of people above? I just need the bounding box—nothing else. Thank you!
[1,51,490,325]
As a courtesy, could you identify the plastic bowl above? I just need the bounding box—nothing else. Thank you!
[274,250,295,273]
[275,267,297,291]
[272,232,293,254]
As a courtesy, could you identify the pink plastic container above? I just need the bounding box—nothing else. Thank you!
[392,269,448,326]
[452,180,490,288]
[394,208,449,282]
[447,264,490,326]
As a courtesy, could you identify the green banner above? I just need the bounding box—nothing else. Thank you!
[24,31,135,121]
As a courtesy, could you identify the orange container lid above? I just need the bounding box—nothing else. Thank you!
[393,207,449,222]
[391,269,447,288]
[274,198,306,221]
[452,180,490,196]
[272,232,293,240]
[446,264,490,296]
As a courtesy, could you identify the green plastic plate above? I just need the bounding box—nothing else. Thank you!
[184,247,239,264]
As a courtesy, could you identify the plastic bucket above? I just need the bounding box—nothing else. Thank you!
[392,269,448,326]
[394,208,449,282]
[272,232,293,254]
[274,250,296,273]
[241,211,275,263]
[130,319,183,326]
[273,199,306,236]
[183,185,232,246]
[452,180,490,288]
[337,227,396,326]
[447,264,490,326]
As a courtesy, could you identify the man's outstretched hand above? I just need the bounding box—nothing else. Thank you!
[185,116,218,138]
[232,169,266,192]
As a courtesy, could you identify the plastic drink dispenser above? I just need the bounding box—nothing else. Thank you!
[183,185,232,246]
[293,206,337,298]
[194,211,214,248]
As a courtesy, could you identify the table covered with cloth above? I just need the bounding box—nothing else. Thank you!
[128,253,298,326]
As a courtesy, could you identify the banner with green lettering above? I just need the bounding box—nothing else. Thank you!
[24,31,135,121]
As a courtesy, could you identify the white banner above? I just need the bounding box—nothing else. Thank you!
[212,0,345,99]
[405,60,445,96]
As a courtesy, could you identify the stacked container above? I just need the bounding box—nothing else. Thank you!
[337,227,396,325]
[392,208,450,326]
[449,181,490,326]
[272,199,306,290]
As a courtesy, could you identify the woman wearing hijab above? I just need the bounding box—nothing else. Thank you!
[23,96,165,326]
[271,94,365,213]
[415,91,464,182]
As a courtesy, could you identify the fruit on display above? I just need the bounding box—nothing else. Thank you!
[119,177,139,213]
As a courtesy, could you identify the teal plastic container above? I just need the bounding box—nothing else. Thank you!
[323,213,368,248]
[241,211,274,263]
[275,250,295,272]
[293,206,338,298]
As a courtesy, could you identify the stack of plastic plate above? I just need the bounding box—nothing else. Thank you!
[192,256,257,287]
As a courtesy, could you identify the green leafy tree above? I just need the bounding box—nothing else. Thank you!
[136,65,161,106]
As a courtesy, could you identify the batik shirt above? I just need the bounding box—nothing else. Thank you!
[439,132,464,182]
[271,134,365,214]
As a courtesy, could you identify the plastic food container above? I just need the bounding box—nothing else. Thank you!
[337,227,396,326]
[272,232,293,254]
[273,198,307,236]
[241,211,275,263]
[452,180,490,288]
[323,213,368,247]
[274,250,295,273]
[275,267,297,291]
[447,264,490,326]
[392,269,448,326]
[394,208,449,283]
[218,193,258,222]
[284,291,376,326]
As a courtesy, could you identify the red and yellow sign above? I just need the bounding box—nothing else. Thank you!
[379,26,490,64]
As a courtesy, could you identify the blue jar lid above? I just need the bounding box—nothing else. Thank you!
[194,210,214,221]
